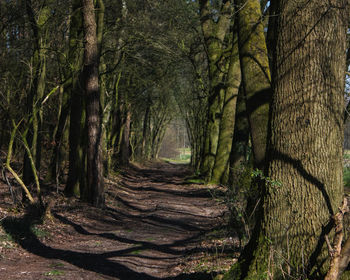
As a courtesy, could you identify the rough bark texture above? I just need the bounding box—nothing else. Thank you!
[235,1,348,279]
[82,0,105,208]
[235,0,271,170]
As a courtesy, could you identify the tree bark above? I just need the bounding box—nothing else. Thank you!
[199,0,233,179]
[234,1,348,279]
[211,34,241,184]
[65,0,85,197]
[235,0,271,170]
[81,0,105,208]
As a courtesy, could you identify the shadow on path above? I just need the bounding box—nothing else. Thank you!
[2,162,234,279]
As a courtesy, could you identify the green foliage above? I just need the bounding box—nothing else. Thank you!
[344,167,350,188]
[30,225,49,239]
[222,262,242,280]
[251,169,282,188]
[225,164,254,244]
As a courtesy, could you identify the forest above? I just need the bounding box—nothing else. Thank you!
[0,0,349,279]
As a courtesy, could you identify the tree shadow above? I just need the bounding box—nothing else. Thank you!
[1,213,217,279]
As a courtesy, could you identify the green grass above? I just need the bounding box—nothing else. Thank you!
[186,178,205,184]
[130,249,142,255]
[31,225,49,238]
[44,269,64,276]
[161,148,191,164]
[49,263,64,268]
[161,157,190,164]
[0,233,15,248]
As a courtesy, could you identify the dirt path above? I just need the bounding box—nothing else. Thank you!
[0,162,238,280]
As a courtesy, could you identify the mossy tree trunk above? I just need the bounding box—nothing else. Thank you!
[235,1,348,279]
[235,0,271,170]
[199,0,233,179]
[211,34,241,184]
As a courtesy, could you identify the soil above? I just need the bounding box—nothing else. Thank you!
[0,161,239,280]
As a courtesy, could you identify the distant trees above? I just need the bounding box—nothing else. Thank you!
[0,0,206,206]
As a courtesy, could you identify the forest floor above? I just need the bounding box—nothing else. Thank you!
[0,161,239,280]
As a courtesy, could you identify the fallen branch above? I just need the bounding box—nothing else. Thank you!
[324,198,349,280]
[5,120,35,204]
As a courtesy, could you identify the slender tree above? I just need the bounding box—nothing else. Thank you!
[81,0,105,207]
[65,0,85,197]
[199,0,233,178]
[211,33,241,184]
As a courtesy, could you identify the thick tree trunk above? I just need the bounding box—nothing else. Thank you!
[235,0,271,170]
[81,0,105,208]
[233,1,348,279]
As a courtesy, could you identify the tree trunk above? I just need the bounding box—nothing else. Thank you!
[235,0,271,170]
[211,34,241,184]
[65,0,85,197]
[81,0,105,208]
[119,107,131,166]
[141,102,150,158]
[199,0,233,178]
[23,0,50,187]
[234,1,348,279]
[228,86,250,174]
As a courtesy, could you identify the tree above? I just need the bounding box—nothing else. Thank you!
[65,0,86,197]
[23,0,52,188]
[199,0,233,179]
[228,1,349,279]
[81,0,105,208]
[235,0,271,170]
[211,34,241,184]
